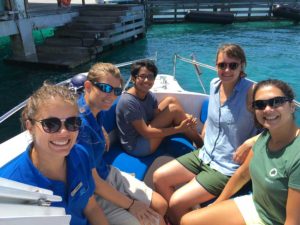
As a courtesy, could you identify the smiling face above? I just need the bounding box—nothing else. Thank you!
[27,96,79,159]
[132,66,155,97]
[85,73,121,115]
[254,85,295,130]
[216,52,243,85]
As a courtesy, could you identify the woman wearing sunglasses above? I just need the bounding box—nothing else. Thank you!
[153,43,258,225]
[116,60,203,157]
[77,63,168,225]
[180,79,300,225]
[0,84,108,225]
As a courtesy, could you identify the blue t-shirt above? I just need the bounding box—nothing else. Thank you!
[0,144,95,225]
[77,94,110,179]
[116,91,158,151]
[199,77,257,176]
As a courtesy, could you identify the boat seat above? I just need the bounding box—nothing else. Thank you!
[104,135,195,180]
[199,98,209,124]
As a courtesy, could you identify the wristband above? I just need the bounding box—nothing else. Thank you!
[125,199,135,210]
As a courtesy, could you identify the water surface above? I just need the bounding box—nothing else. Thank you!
[0,21,299,142]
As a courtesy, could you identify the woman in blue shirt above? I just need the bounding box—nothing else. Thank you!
[153,43,257,225]
[77,63,167,225]
[0,84,108,225]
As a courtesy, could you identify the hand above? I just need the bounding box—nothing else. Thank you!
[128,200,160,225]
[177,117,197,132]
[185,114,198,129]
[233,141,252,164]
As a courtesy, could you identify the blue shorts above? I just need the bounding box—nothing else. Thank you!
[125,136,151,157]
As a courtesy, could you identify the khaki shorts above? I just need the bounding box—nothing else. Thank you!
[177,149,230,196]
[96,166,154,225]
[234,195,266,225]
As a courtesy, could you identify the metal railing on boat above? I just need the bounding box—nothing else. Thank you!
[1,53,300,124]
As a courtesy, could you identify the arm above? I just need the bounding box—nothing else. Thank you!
[92,169,133,209]
[233,134,260,164]
[131,117,193,139]
[213,150,253,204]
[285,188,300,225]
[84,195,109,225]
[92,169,159,224]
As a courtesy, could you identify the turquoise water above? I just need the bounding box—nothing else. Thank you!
[0,21,300,143]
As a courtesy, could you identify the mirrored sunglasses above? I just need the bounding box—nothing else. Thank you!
[92,82,122,96]
[30,116,82,133]
[217,62,239,71]
[252,96,291,110]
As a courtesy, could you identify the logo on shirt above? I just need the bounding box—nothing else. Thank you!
[269,168,277,177]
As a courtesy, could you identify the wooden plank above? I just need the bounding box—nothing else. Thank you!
[37,45,103,55]
[74,16,121,23]
[103,27,145,46]
[102,20,145,37]
[44,37,107,47]
[67,22,121,30]
[79,10,129,17]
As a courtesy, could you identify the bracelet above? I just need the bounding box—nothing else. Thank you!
[125,199,135,210]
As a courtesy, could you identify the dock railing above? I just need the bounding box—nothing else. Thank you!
[144,0,300,24]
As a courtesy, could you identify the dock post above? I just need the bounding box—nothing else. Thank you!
[8,0,37,60]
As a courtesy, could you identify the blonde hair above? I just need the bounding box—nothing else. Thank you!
[21,83,78,128]
[87,63,123,86]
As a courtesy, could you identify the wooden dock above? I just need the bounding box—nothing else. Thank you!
[1,0,300,69]
[4,3,145,69]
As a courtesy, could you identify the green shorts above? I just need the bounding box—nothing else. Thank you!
[176,149,230,196]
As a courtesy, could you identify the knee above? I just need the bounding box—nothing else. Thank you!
[180,214,189,225]
[168,102,185,116]
[169,192,186,210]
[151,192,168,215]
[164,96,178,104]
[153,168,165,189]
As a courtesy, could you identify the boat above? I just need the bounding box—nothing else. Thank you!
[185,10,235,24]
[0,54,299,222]
[0,177,70,225]
[272,4,300,21]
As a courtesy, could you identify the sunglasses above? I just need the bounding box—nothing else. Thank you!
[137,74,155,81]
[252,96,291,110]
[217,62,240,71]
[30,117,82,133]
[92,82,122,96]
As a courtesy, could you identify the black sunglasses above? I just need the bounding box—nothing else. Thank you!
[252,96,291,110]
[217,62,240,71]
[137,74,155,81]
[30,117,82,133]
[92,82,122,96]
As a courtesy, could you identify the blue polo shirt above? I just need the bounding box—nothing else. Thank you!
[77,94,110,179]
[0,144,95,225]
